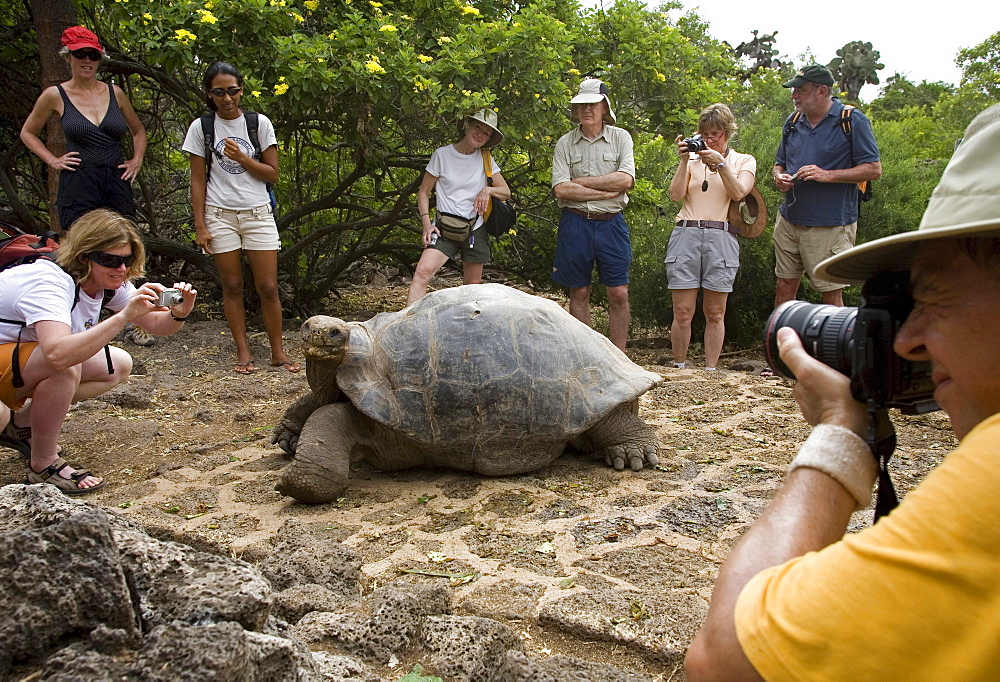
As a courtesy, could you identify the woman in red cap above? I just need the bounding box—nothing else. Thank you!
[19,25,147,233]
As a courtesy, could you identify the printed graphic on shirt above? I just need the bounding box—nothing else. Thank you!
[214,137,254,175]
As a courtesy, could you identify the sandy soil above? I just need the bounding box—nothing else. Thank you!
[0,280,956,679]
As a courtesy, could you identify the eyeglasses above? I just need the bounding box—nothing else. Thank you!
[87,251,135,269]
[70,49,102,61]
[209,86,242,98]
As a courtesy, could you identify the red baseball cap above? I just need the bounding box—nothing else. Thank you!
[61,26,104,54]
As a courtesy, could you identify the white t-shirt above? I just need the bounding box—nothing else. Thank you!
[182,112,277,210]
[0,259,74,343]
[71,282,134,331]
[425,144,501,229]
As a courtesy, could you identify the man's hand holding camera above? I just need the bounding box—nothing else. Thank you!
[776,327,867,436]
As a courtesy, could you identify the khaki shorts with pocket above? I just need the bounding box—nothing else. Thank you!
[773,214,856,292]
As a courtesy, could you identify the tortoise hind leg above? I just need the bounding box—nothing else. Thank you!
[276,403,363,504]
[574,402,659,471]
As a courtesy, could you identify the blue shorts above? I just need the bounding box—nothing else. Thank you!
[551,210,632,288]
[665,224,741,292]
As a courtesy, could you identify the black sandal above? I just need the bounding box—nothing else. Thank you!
[26,456,106,496]
[0,408,31,457]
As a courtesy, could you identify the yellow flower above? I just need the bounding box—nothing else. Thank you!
[204,0,213,7]
[568,68,580,76]
[413,76,428,91]
[274,82,289,95]
[369,0,382,6]
[437,36,452,44]
[142,12,152,23]
[655,71,666,82]
[365,55,385,74]
[304,0,319,9]
[461,89,471,96]
[173,28,197,44]
[291,11,304,22]
[460,5,480,15]
[379,24,397,31]
[401,14,412,19]
[327,31,338,38]
[251,90,261,97]
[417,54,433,63]
[197,9,218,23]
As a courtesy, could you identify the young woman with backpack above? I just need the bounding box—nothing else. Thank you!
[181,61,297,375]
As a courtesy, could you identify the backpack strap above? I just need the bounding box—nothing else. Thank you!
[245,111,262,160]
[200,113,215,184]
[70,284,117,377]
[782,111,802,146]
[481,149,494,186]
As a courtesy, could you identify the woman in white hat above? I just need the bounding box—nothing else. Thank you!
[406,109,511,305]
[665,103,757,371]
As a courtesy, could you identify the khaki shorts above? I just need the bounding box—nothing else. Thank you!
[0,341,37,410]
[205,204,280,254]
[773,214,856,292]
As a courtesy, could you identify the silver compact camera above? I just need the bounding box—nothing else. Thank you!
[158,288,184,307]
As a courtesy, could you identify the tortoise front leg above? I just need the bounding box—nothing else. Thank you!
[576,402,660,472]
[276,403,362,504]
[271,392,324,457]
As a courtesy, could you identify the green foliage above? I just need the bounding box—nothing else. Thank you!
[957,30,1000,97]
[828,40,884,102]
[868,74,954,121]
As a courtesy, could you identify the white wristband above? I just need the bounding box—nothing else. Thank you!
[788,424,878,511]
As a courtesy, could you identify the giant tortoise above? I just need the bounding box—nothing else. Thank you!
[272,284,663,503]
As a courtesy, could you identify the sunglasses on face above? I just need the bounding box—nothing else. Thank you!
[209,86,242,97]
[70,49,102,61]
[87,251,135,269]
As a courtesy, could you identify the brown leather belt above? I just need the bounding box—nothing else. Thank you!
[676,219,740,235]
[566,207,617,221]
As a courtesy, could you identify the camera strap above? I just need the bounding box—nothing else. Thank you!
[867,406,900,520]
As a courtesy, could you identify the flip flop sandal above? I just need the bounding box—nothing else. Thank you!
[0,408,31,457]
[270,361,300,373]
[234,362,256,375]
[26,456,106,496]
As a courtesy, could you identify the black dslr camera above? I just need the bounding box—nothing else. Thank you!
[763,271,938,415]
[683,134,707,153]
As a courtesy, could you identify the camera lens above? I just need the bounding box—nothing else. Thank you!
[763,301,857,379]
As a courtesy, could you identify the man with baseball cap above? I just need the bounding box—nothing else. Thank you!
[685,105,1000,679]
[772,64,881,309]
[551,78,636,351]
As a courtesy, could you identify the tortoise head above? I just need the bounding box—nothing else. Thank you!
[301,316,351,396]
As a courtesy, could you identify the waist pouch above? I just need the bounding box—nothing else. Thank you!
[436,212,477,242]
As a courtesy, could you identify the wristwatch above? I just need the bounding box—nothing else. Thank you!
[715,162,726,171]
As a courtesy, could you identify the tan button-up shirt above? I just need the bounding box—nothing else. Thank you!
[551,125,635,214]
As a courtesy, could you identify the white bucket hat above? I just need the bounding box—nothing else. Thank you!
[570,78,616,125]
[462,109,504,149]
[815,104,1000,285]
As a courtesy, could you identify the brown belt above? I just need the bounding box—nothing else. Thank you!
[676,219,740,235]
[566,207,617,221]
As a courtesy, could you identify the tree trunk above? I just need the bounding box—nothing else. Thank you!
[30,0,77,232]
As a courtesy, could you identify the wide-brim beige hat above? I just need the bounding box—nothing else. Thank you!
[815,104,1000,285]
[465,109,504,148]
[570,78,616,125]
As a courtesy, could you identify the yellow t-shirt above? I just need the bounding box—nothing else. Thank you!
[735,412,1000,680]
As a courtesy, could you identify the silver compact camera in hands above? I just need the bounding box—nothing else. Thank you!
[158,288,184,307]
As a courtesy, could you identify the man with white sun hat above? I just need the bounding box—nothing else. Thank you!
[686,104,1000,680]
[551,78,636,352]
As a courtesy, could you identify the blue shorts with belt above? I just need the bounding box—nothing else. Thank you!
[551,209,632,288]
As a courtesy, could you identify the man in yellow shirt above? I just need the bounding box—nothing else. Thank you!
[686,105,1000,680]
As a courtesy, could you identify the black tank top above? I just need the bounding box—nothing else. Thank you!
[58,83,128,167]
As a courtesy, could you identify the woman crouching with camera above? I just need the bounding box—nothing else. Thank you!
[665,103,756,371]
[0,208,195,494]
